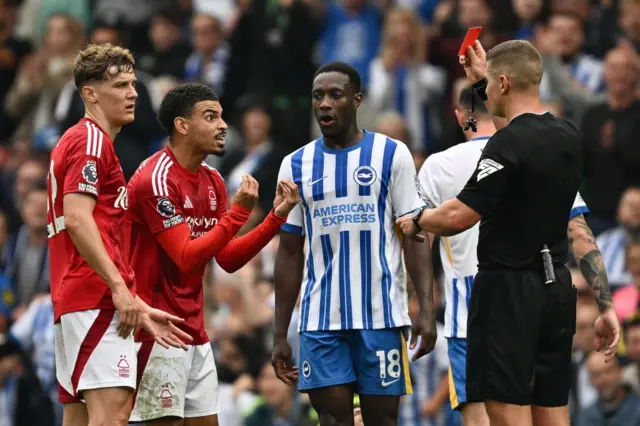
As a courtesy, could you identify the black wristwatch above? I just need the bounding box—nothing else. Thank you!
[412,206,426,230]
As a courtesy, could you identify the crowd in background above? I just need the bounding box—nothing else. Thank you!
[0,0,639,424]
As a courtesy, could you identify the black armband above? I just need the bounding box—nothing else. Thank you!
[472,78,488,102]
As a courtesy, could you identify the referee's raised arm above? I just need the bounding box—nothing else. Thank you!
[397,39,620,426]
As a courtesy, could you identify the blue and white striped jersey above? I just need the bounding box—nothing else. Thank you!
[417,137,589,339]
[278,131,424,332]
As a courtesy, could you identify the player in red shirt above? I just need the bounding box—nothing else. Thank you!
[127,83,300,425]
[47,44,192,426]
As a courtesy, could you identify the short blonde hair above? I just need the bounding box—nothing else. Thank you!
[486,40,543,90]
[73,43,135,89]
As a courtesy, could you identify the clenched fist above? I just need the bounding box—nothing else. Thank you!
[233,175,259,211]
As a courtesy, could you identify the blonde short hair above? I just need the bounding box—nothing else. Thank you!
[486,40,543,90]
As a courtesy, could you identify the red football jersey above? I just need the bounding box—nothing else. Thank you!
[127,148,228,344]
[47,118,135,321]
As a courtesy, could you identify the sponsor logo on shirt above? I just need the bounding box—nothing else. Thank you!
[415,176,433,208]
[313,203,376,227]
[114,186,128,210]
[353,166,377,187]
[476,158,504,182]
[185,216,219,237]
[82,160,98,184]
[157,197,176,218]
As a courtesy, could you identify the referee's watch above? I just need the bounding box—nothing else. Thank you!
[412,206,426,230]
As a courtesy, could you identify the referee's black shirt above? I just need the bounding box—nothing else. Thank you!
[457,112,583,269]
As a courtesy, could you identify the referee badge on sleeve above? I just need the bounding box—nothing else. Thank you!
[476,158,504,181]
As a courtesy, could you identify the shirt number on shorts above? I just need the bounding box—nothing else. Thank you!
[375,349,401,379]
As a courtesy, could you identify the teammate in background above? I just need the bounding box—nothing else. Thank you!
[48,44,193,426]
[127,83,301,426]
[272,62,438,426]
[412,85,618,426]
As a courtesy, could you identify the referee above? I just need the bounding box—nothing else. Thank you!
[396,40,620,426]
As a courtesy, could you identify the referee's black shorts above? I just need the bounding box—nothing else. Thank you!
[466,266,577,407]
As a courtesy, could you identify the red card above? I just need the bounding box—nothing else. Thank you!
[458,27,482,56]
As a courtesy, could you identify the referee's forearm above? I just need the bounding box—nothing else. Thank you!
[567,215,613,312]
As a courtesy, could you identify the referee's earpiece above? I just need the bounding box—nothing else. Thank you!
[463,91,478,132]
[464,115,478,132]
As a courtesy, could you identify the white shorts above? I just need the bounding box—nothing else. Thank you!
[130,342,220,421]
[55,309,136,402]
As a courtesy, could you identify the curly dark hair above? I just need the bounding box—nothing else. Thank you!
[73,43,135,89]
[157,83,220,137]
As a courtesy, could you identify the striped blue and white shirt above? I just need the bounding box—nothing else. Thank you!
[278,131,424,332]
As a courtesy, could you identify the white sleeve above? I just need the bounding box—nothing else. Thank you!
[416,154,444,208]
[8,298,41,351]
[569,191,589,219]
[278,155,305,235]
[390,141,425,217]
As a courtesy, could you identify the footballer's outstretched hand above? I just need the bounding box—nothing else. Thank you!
[273,179,301,218]
[272,336,299,386]
[140,307,193,351]
[112,285,142,338]
[233,174,259,211]
[595,308,620,363]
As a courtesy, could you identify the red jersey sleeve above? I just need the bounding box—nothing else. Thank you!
[136,178,186,235]
[62,125,109,198]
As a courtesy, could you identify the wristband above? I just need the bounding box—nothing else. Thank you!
[472,78,488,102]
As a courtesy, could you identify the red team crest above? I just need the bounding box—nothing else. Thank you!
[160,384,173,408]
[118,355,130,378]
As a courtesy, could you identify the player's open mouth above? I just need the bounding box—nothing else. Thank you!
[214,133,226,144]
[319,114,336,126]
[125,105,135,111]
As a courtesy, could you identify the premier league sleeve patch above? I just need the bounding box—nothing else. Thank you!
[415,176,434,208]
[157,197,176,217]
[157,197,183,228]
[82,160,99,184]
[78,160,99,195]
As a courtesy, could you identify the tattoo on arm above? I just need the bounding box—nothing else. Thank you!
[568,215,612,312]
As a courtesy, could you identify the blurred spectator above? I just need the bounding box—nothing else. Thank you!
[612,241,640,322]
[538,12,605,120]
[184,14,230,95]
[0,210,8,269]
[4,14,83,142]
[2,157,46,233]
[428,0,509,112]
[136,6,191,79]
[618,0,640,55]
[219,105,283,217]
[0,0,33,142]
[3,181,50,317]
[511,0,545,40]
[581,48,640,234]
[319,0,382,88]
[89,20,126,47]
[622,315,640,393]
[92,0,157,54]
[6,294,59,422]
[579,351,640,426]
[368,8,446,153]
[243,360,317,426]
[596,187,640,289]
[375,111,425,169]
[0,349,56,426]
[570,302,599,417]
[223,0,318,150]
